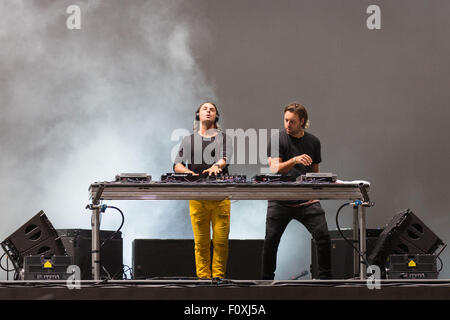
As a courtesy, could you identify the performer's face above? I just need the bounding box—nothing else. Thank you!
[284,111,304,136]
[198,103,217,124]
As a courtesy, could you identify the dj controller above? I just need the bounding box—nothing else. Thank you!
[114,172,338,185]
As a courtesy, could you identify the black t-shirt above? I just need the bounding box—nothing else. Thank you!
[268,129,322,205]
[174,131,232,174]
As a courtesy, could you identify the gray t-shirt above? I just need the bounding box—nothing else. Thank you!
[174,131,233,174]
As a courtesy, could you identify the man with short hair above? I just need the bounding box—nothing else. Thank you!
[261,102,332,280]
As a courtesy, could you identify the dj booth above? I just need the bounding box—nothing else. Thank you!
[88,174,372,281]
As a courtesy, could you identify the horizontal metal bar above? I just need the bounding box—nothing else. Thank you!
[88,183,367,201]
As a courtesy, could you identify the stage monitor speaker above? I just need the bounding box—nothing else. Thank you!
[132,239,264,280]
[311,229,383,279]
[368,209,445,270]
[1,210,66,270]
[56,229,123,280]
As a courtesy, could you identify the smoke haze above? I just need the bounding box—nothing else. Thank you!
[0,0,217,278]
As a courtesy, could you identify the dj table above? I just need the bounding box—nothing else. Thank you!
[88,181,372,281]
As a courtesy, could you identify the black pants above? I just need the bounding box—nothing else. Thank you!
[261,201,332,280]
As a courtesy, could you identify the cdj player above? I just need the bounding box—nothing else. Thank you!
[252,174,296,183]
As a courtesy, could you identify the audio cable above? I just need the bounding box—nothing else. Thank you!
[335,201,371,269]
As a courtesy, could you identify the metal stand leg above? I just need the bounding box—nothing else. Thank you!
[91,207,101,280]
[87,184,105,281]
[359,205,367,280]
[352,205,359,278]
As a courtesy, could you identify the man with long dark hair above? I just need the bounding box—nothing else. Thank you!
[261,102,332,280]
[173,102,232,279]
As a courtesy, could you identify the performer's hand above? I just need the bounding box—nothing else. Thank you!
[183,169,199,176]
[202,165,222,176]
[293,154,313,166]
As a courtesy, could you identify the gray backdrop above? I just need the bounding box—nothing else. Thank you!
[1,0,449,280]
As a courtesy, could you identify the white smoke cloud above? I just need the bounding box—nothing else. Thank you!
[0,0,214,279]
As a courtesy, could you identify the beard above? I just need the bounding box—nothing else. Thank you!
[286,125,303,136]
[200,120,218,136]
[202,119,215,128]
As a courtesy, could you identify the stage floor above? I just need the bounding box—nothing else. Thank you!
[1,279,450,300]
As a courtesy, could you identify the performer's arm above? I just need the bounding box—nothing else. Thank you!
[173,136,198,175]
[268,154,313,174]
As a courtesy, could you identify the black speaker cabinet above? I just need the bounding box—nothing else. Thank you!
[132,239,264,280]
[368,209,445,270]
[133,239,195,279]
[1,211,66,270]
[227,240,263,280]
[311,229,383,279]
[56,229,123,280]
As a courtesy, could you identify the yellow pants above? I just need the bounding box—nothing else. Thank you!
[189,199,231,279]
